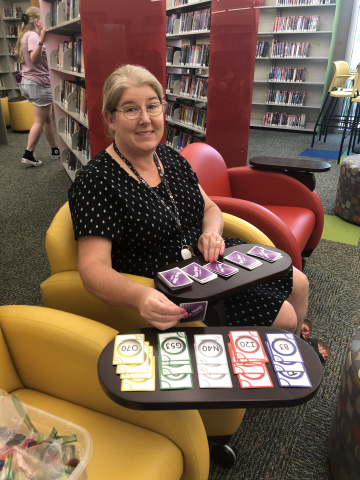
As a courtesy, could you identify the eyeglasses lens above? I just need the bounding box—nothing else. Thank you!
[123,103,163,119]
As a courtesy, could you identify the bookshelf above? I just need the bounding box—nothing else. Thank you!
[166,0,261,167]
[251,0,339,131]
[0,1,30,99]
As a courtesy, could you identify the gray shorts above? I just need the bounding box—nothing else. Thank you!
[20,78,53,107]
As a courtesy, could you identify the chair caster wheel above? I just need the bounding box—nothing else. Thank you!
[210,444,236,469]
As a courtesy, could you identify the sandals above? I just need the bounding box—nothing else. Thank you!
[300,333,330,364]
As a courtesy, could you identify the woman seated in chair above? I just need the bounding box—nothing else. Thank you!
[68,64,328,361]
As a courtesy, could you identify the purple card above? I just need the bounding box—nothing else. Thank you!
[180,301,208,322]
[247,246,282,262]
[158,268,193,288]
[225,251,261,269]
[204,261,238,277]
[276,370,312,388]
[181,263,217,282]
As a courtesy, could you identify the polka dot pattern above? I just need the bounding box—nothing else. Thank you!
[68,144,293,327]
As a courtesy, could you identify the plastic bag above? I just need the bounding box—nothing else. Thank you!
[0,390,26,450]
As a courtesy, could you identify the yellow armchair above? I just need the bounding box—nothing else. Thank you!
[0,305,209,480]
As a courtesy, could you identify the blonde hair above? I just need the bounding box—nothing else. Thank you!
[102,64,164,138]
[15,7,41,64]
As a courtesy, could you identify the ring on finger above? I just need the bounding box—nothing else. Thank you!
[216,240,221,244]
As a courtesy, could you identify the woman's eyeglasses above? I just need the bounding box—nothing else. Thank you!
[113,102,165,119]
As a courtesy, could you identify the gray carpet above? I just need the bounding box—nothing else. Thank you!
[1,125,359,479]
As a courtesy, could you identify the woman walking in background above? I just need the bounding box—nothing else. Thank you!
[15,7,60,167]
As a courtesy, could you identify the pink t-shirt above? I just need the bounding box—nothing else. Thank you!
[22,31,51,88]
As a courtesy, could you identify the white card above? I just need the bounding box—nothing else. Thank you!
[198,373,233,388]
[194,334,228,365]
[196,360,230,375]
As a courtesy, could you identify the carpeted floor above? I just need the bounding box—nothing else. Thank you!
[1,125,359,479]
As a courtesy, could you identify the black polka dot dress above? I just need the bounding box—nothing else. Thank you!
[68,144,293,327]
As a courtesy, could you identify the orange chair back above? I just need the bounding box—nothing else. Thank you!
[180,143,232,197]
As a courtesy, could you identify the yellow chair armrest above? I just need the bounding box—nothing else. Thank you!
[222,212,275,246]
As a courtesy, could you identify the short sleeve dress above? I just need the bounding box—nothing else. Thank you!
[68,144,293,327]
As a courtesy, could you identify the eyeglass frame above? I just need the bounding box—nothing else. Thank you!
[112,101,167,120]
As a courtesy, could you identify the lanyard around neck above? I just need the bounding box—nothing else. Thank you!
[113,142,183,233]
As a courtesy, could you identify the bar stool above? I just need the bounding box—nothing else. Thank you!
[311,61,354,147]
[8,96,34,132]
[337,65,360,163]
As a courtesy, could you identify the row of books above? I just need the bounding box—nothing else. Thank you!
[169,0,201,6]
[273,15,320,32]
[179,75,208,98]
[66,151,82,171]
[268,67,306,82]
[275,0,330,4]
[166,125,205,149]
[5,26,19,36]
[179,105,207,130]
[266,89,306,105]
[264,112,307,128]
[50,0,80,27]
[13,62,21,73]
[180,44,210,66]
[60,79,87,119]
[57,40,84,73]
[3,7,21,18]
[270,40,310,57]
[166,100,179,119]
[63,113,90,160]
[7,44,16,55]
[256,41,269,58]
[179,9,211,32]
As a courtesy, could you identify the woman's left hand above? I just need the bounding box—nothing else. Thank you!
[198,232,225,263]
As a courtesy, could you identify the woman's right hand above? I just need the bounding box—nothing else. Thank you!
[137,288,188,330]
[39,27,48,44]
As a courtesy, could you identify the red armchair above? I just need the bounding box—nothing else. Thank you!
[180,143,324,271]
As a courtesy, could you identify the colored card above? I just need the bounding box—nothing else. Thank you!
[113,334,145,365]
[157,267,193,290]
[161,363,193,375]
[238,365,273,389]
[247,246,282,262]
[181,263,218,283]
[266,342,305,372]
[276,371,312,388]
[159,370,193,390]
[204,261,238,277]
[121,357,156,391]
[158,331,191,363]
[266,333,304,364]
[120,347,154,379]
[180,301,208,322]
[116,342,150,374]
[198,373,233,388]
[194,334,228,365]
[229,330,268,363]
[233,363,267,375]
[224,251,262,270]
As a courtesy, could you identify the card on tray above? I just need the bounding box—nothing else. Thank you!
[194,334,228,365]
[113,334,145,365]
[276,371,312,388]
[121,357,156,391]
[180,301,208,322]
[161,363,193,375]
[198,372,233,388]
[266,333,304,364]
[157,267,193,290]
[238,365,273,389]
[158,332,191,363]
[233,363,267,375]
[229,330,268,363]
[197,363,230,375]
[265,342,305,372]
[247,246,282,262]
[181,263,217,283]
[120,347,154,379]
[116,342,150,374]
[224,251,262,270]
[204,261,238,277]
[159,370,193,390]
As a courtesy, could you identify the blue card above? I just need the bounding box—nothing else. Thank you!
[265,333,304,364]
[265,342,304,372]
[276,371,312,388]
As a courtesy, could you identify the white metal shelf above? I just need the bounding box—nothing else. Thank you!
[258,30,332,34]
[58,131,89,166]
[250,119,315,131]
[50,66,85,78]
[166,118,206,134]
[54,100,88,128]
[166,0,211,13]
[253,102,321,108]
[166,29,210,39]
[166,91,208,103]
[254,79,324,85]
[260,3,336,8]
[256,56,329,60]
